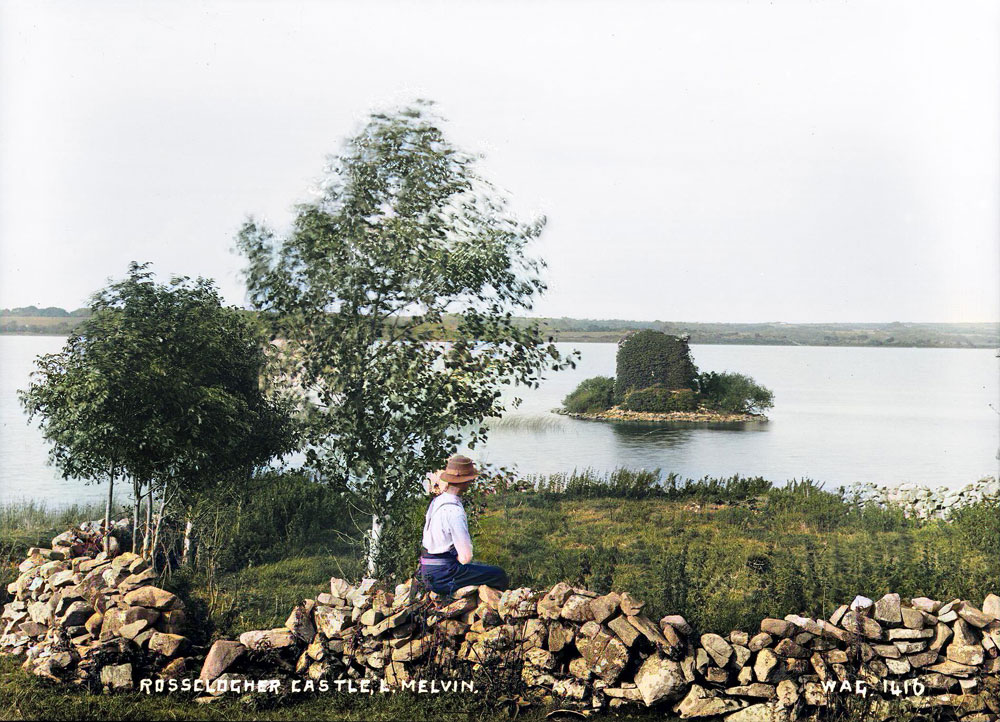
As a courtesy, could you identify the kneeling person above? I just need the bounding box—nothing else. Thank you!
[419,455,509,595]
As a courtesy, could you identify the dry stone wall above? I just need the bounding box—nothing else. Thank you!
[3,524,1000,721]
[1,522,188,690]
[847,477,999,520]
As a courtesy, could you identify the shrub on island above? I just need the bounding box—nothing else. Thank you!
[562,376,616,413]
[698,371,774,415]
[621,386,699,413]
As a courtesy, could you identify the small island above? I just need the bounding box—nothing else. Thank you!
[559,330,773,423]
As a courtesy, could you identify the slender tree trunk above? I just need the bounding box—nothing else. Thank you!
[104,470,115,555]
[142,485,153,558]
[182,513,194,567]
[151,484,167,572]
[131,479,141,554]
[366,514,383,578]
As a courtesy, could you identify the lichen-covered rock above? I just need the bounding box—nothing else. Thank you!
[675,684,745,718]
[589,593,621,624]
[701,633,733,667]
[634,653,686,707]
[576,626,631,682]
[560,594,593,622]
[100,663,133,691]
[839,611,883,639]
[498,587,535,619]
[148,632,188,657]
[238,628,297,650]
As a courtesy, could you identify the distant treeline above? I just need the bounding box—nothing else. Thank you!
[0,307,91,335]
[2,306,997,348]
[539,318,1000,348]
[1,306,90,318]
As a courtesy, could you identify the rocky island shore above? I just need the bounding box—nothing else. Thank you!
[557,406,766,424]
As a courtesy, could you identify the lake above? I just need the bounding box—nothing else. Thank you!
[1,335,997,505]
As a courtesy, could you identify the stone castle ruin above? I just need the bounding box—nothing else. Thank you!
[3,522,1000,721]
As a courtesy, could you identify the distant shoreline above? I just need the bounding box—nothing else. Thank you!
[3,315,997,349]
[2,328,996,349]
[548,332,998,348]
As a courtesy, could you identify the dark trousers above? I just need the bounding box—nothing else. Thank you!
[418,549,509,596]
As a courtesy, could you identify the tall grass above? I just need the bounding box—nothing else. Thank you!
[0,499,107,534]
[529,467,775,501]
[483,414,565,432]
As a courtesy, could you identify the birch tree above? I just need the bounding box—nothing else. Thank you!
[238,102,574,576]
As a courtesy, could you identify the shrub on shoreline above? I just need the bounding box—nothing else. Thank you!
[561,375,616,413]
[698,370,774,414]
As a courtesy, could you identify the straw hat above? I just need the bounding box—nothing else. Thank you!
[434,455,479,486]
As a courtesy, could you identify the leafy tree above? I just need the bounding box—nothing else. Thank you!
[615,330,698,401]
[20,263,294,559]
[562,376,616,414]
[237,102,574,574]
[698,371,775,415]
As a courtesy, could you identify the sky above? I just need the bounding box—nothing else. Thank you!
[1,0,998,323]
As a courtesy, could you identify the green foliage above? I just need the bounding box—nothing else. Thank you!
[201,471,357,572]
[614,330,698,401]
[237,102,575,574]
[474,472,999,635]
[18,263,296,536]
[562,375,615,413]
[621,386,698,413]
[532,468,774,502]
[949,495,1000,557]
[698,370,775,414]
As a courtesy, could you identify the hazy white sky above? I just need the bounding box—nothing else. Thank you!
[1,0,997,322]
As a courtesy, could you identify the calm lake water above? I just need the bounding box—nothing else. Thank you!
[1,335,997,505]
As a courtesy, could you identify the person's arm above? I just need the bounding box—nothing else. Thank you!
[446,507,474,564]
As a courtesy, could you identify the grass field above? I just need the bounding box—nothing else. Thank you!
[0,655,566,722]
[1,471,997,720]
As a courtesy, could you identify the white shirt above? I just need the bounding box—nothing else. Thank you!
[422,492,473,562]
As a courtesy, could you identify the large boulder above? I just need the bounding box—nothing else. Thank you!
[238,628,297,650]
[148,632,188,657]
[701,633,733,667]
[674,684,744,718]
[122,587,180,611]
[576,626,631,682]
[634,652,687,707]
[285,602,316,642]
[100,663,133,691]
[200,640,246,682]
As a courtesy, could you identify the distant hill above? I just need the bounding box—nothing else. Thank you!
[0,307,91,335]
[537,318,1000,348]
[1,307,996,348]
[0,306,90,318]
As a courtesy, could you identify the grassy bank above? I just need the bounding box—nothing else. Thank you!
[0,655,553,722]
[2,469,997,720]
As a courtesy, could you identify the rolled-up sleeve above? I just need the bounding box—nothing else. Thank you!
[444,507,474,564]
